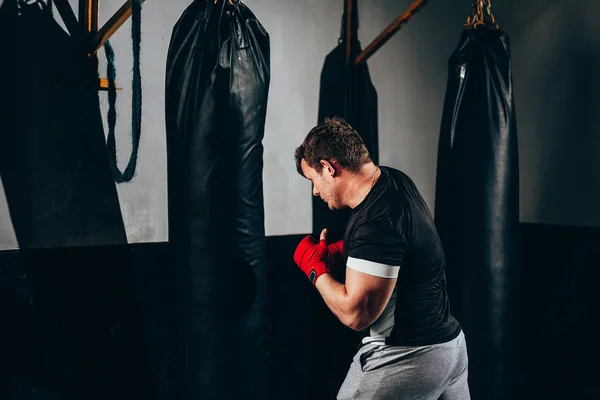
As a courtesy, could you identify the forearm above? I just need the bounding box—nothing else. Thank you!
[292,231,392,331]
[314,273,369,331]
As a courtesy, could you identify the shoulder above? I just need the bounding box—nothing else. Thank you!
[380,166,418,190]
[346,167,409,241]
[380,167,428,214]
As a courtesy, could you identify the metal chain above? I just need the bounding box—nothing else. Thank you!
[464,0,499,29]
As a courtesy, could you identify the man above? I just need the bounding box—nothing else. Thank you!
[292,117,470,399]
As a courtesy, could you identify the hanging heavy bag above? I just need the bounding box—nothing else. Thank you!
[165,1,270,399]
[314,1,378,238]
[434,3,520,399]
[0,0,127,249]
[0,3,152,400]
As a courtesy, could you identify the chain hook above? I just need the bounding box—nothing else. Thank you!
[464,0,499,29]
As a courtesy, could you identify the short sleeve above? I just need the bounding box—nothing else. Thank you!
[346,219,406,279]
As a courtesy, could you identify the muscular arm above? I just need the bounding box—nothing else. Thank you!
[315,268,397,331]
[296,225,403,331]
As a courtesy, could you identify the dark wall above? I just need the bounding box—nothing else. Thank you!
[0,244,178,400]
[1,223,599,399]
[519,223,600,399]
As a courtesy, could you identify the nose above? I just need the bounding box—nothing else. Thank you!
[312,185,319,197]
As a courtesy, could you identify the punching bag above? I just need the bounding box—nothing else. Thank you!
[165,1,270,399]
[0,0,127,249]
[434,10,520,400]
[0,3,153,400]
[314,0,378,237]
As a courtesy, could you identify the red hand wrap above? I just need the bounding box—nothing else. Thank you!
[327,240,345,269]
[293,236,330,285]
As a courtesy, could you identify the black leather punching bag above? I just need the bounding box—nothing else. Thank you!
[434,22,520,400]
[0,3,153,400]
[0,0,127,249]
[314,0,378,237]
[165,1,270,399]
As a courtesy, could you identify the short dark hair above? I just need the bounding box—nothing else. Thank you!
[295,117,371,176]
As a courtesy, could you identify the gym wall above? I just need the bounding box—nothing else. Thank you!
[1,1,599,399]
[0,0,598,250]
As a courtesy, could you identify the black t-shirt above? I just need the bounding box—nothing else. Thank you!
[344,166,461,346]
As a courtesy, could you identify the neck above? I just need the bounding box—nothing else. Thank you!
[341,163,380,209]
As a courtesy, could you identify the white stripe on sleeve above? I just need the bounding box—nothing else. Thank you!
[346,256,400,278]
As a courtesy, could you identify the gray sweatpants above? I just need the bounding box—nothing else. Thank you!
[337,330,470,400]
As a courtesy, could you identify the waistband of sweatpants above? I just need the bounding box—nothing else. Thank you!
[357,337,386,351]
[358,328,463,351]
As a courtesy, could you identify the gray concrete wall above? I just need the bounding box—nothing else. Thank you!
[1,0,598,250]
[506,0,600,226]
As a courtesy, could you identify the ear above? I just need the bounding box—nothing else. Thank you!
[320,159,336,177]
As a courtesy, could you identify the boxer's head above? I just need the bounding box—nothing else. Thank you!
[295,117,372,210]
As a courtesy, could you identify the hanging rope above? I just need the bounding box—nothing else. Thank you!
[104,0,142,183]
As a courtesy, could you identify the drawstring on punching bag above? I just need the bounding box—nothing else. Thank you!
[103,0,142,183]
